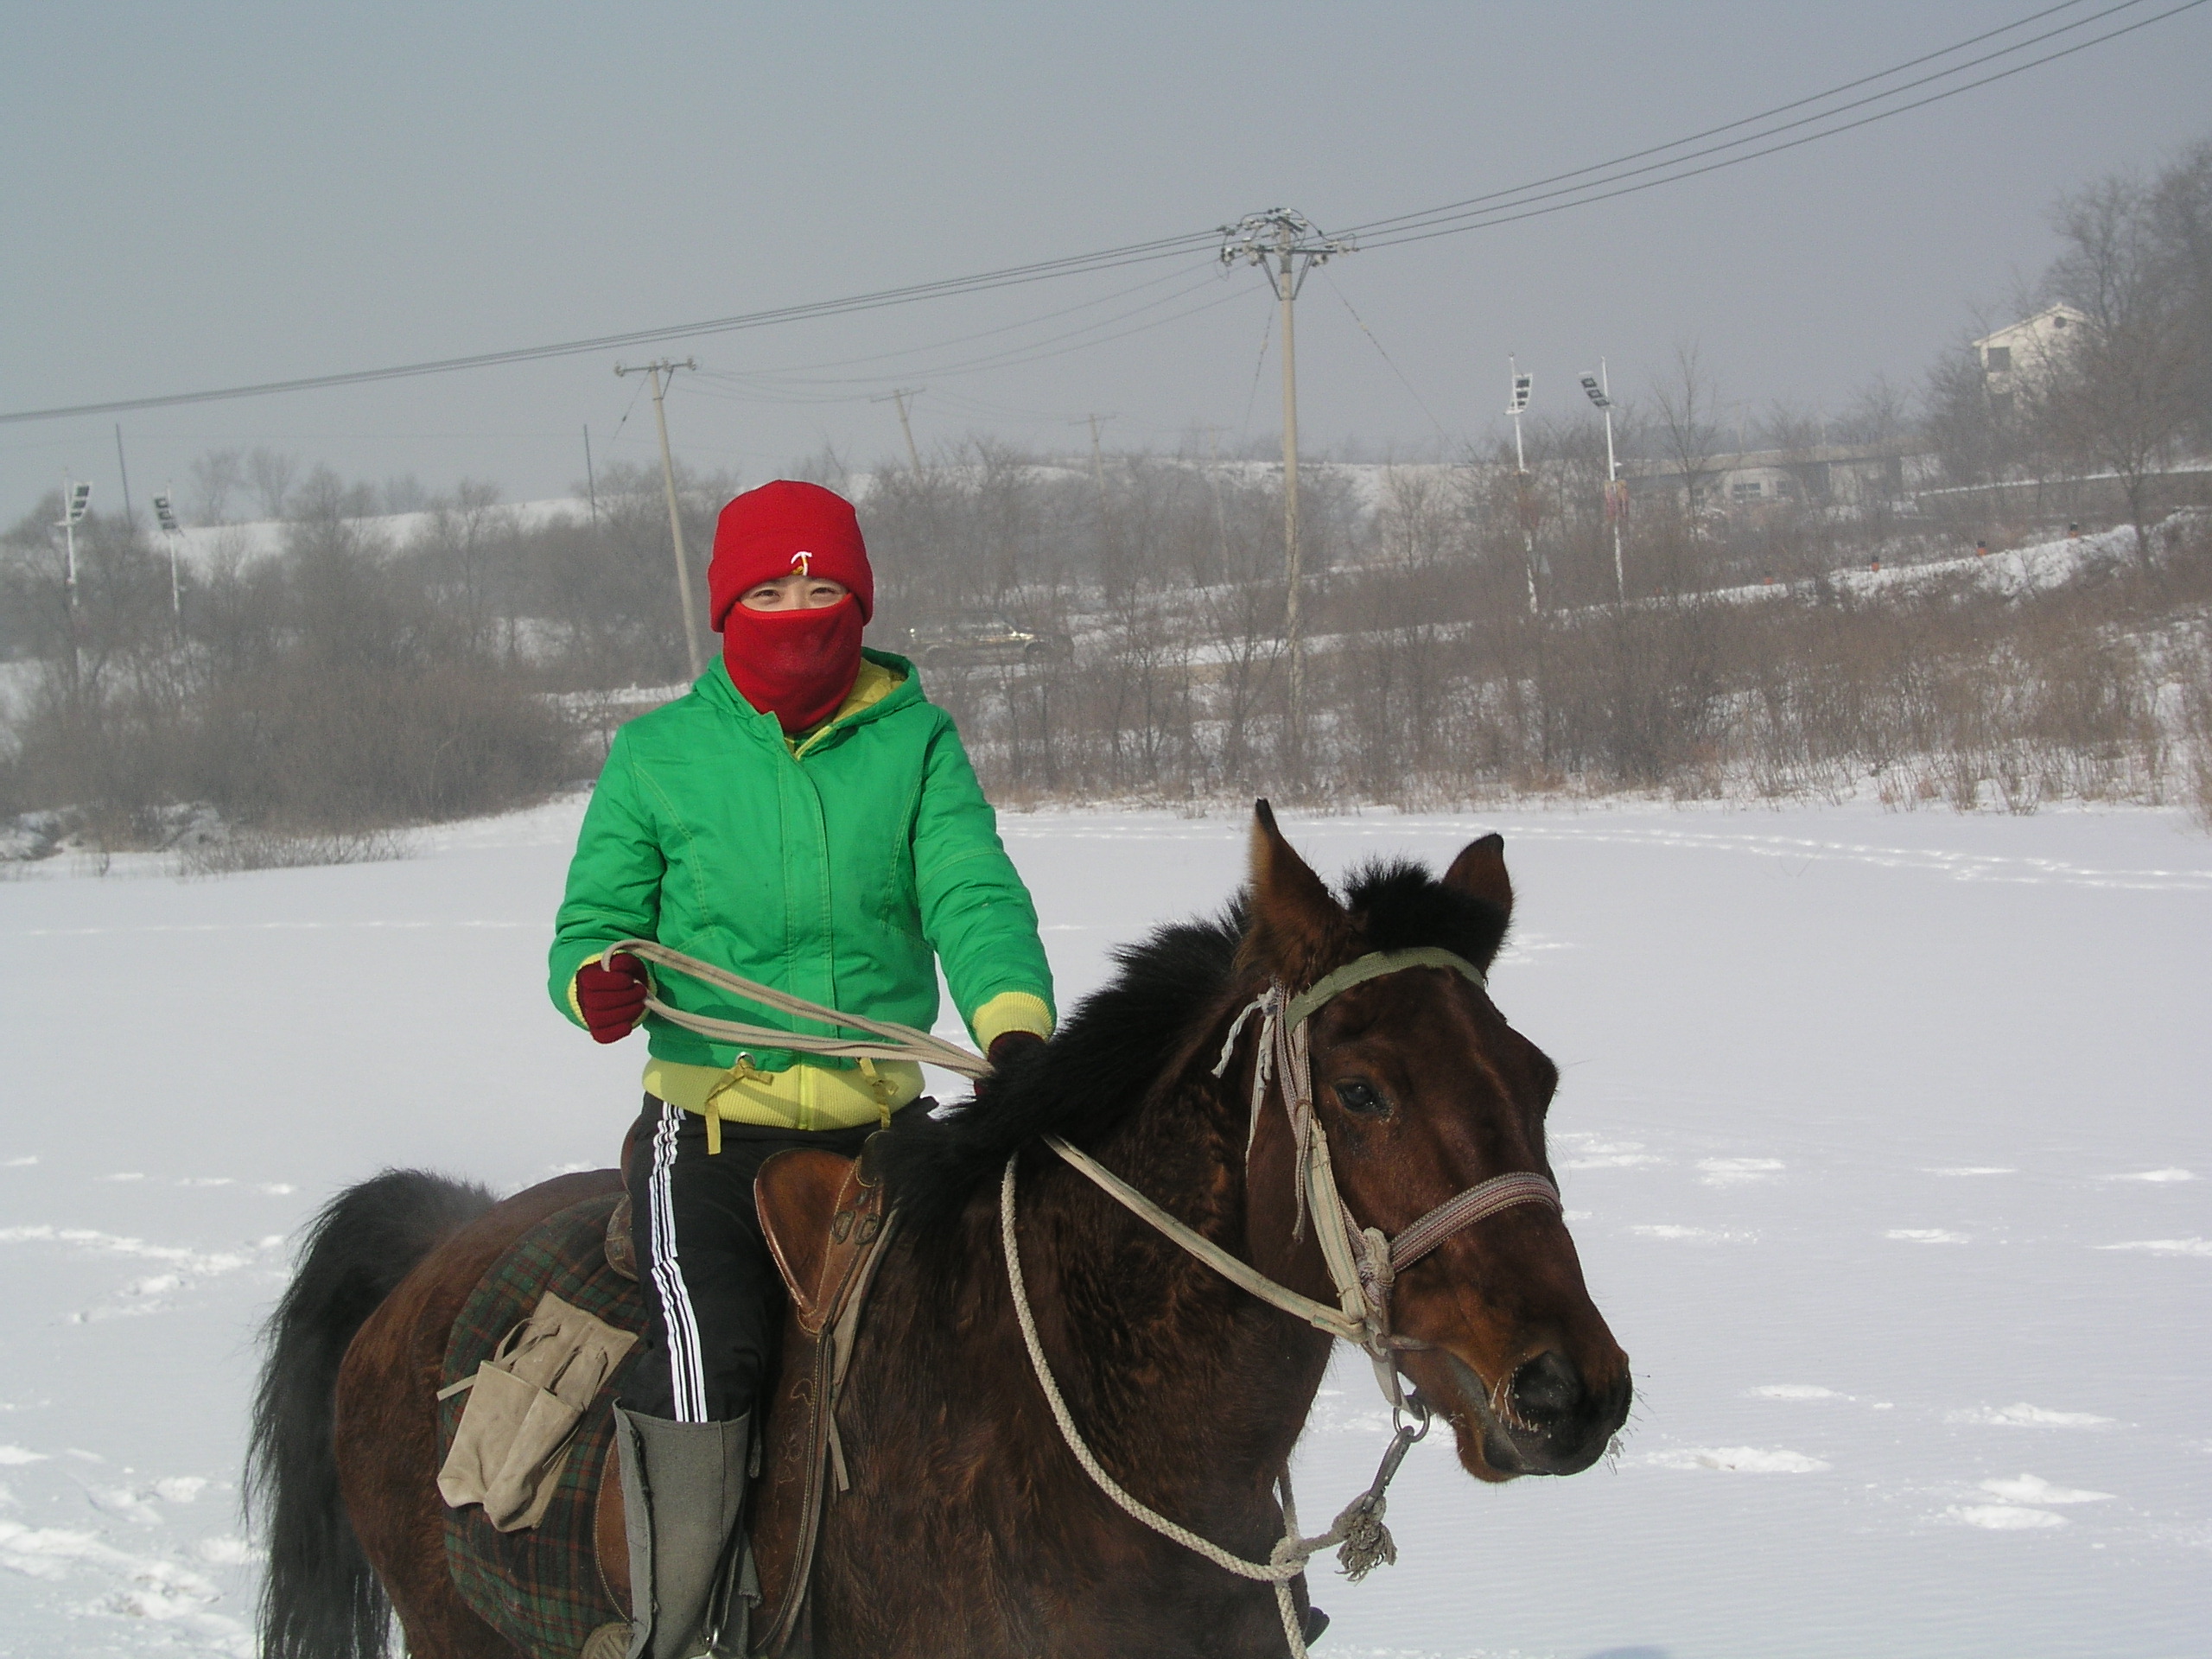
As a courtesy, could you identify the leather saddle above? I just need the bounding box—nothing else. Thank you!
[594,1137,895,1657]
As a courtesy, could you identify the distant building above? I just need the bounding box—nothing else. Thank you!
[1971,303,2088,415]
[1626,442,1912,514]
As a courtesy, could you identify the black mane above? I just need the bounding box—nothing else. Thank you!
[877,902,1244,1235]
[876,853,1506,1233]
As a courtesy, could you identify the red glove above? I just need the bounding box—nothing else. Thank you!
[575,952,649,1044]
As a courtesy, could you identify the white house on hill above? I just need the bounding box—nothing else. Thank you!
[1972,303,2088,415]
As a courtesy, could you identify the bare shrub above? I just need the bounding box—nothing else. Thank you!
[2182,643,2212,830]
[176,828,410,877]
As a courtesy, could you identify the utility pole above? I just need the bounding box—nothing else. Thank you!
[1220,210,1355,772]
[613,358,703,679]
[583,423,600,529]
[1507,359,1538,613]
[873,387,925,473]
[1085,414,1111,499]
[1580,361,1624,601]
[114,424,136,526]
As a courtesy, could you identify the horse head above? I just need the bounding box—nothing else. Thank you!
[1238,801,1630,1484]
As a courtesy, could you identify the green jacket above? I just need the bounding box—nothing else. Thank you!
[548,651,1053,1081]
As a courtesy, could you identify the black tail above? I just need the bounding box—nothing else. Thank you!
[247,1169,495,1659]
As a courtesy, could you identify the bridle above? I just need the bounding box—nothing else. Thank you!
[1000,945,1564,1656]
[1041,945,1561,1402]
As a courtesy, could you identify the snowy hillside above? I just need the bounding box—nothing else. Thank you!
[2,799,2207,1656]
[162,496,593,571]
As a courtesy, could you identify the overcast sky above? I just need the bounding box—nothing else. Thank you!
[4,1,2208,527]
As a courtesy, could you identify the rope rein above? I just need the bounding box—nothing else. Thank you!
[1000,1157,1422,1657]
[605,938,992,1077]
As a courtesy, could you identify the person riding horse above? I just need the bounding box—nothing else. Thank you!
[549,480,1055,1659]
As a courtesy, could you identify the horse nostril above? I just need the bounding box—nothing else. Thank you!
[1509,1351,1584,1428]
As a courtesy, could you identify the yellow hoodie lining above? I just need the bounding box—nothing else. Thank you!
[645,1055,925,1136]
[790,658,903,757]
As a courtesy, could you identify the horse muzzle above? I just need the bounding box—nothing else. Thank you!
[1426,1347,1631,1481]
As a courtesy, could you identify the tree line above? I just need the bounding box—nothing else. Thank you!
[3,143,2208,855]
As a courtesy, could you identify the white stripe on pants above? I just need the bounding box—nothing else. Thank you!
[645,1101,709,1423]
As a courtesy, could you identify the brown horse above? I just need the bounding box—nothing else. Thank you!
[248,807,1630,1659]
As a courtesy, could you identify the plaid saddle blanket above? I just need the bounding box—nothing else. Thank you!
[440,1188,645,1659]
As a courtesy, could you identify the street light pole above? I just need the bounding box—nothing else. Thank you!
[614,358,703,679]
[1580,360,1624,601]
[56,476,92,613]
[55,477,92,689]
[1507,359,1537,613]
[152,487,185,619]
[1220,209,1355,772]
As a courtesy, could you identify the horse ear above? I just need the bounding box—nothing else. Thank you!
[1442,832,1515,967]
[1245,799,1349,984]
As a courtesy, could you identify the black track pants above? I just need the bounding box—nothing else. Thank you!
[621,1096,874,1424]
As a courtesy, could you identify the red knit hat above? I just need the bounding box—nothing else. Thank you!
[708,480,874,628]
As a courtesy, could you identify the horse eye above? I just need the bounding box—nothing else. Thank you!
[1332,1078,1389,1116]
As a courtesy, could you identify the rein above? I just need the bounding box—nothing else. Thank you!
[603,939,991,1078]
[1001,947,1562,1658]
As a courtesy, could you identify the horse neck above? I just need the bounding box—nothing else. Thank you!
[1001,998,1336,1495]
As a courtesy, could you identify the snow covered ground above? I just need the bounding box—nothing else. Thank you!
[2,797,2207,1656]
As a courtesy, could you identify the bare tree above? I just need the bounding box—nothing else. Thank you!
[1834,375,1912,448]
[189,448,247,524]
[2041,174,2202,565]
[381,474,431,515]
[290,464,378,525]
[419,480,512,655]
[1925,337,2003,487]
[1648,342,1725,519]
[246,448,302,521]
[2145,138,2212,449]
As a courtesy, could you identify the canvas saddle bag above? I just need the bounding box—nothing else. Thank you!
[437,1289,638,1532]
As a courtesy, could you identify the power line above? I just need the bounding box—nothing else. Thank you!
[697,276,1241,395]
[1317,270,1447,442]
[1237,305,1276,446]
[760,0,2193,398]
[689,263,1202,381]
[691,270,1223,392]
[1357,0,2208,250]
[4,0,2199,427]
[0,232,1222,426]
[1343,0,2112,239]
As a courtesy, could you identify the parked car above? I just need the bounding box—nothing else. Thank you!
[902,613,1072,667]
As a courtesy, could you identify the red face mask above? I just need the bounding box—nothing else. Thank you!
[720,595,864,734]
